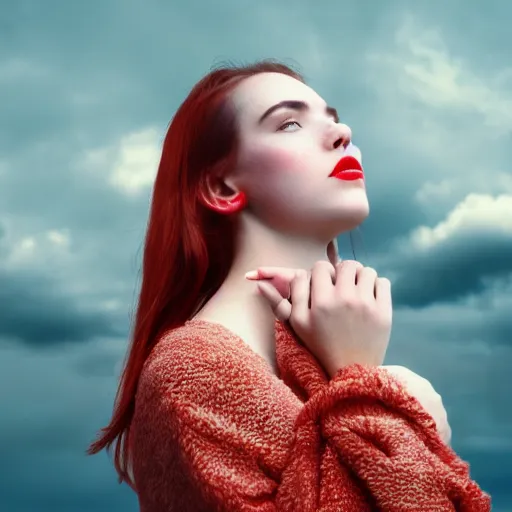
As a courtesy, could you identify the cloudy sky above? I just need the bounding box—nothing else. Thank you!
[2,0,511,510]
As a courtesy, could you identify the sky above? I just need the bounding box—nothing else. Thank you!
[1,0,511,510]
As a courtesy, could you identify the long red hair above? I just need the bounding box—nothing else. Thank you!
[87,60,304,488]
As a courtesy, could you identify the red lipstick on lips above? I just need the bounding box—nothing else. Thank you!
[329,156,364,181]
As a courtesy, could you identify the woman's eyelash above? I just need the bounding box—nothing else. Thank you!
[278,120,301,131]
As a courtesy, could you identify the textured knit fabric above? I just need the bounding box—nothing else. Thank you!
[131,318,491,511]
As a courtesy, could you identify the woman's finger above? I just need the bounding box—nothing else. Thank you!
[256,281,291,321]
[334,260,362,292]
[375,277,392,309]
[245,267,297,280]
[246,267,300,299]
[310,261,336,308]
[289,270,310,324]
[356,266,378,300]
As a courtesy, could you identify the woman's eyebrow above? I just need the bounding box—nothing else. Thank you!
[258,100,339,124]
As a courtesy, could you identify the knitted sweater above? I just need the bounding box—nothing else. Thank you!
[131,318,491,511]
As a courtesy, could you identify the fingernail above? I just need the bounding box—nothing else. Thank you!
[245,270,259,279]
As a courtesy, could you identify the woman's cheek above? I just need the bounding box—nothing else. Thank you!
[243,144,308,180]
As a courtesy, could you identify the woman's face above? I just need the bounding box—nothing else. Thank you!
[230,72,369,241]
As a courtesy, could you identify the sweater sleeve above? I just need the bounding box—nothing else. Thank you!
[281,363,491,511]
[274,321,491,511]
[132,326,299,511]
[131,325,491,512]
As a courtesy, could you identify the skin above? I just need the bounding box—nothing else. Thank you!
[195,72,451,444]
[230,73,368,243]
[196,72,369,370]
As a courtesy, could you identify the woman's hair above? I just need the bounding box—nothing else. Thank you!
[87,60,304,487]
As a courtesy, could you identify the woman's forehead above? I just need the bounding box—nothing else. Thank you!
[231,73,323,124]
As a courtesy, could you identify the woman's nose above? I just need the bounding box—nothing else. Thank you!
[330,123,352,149]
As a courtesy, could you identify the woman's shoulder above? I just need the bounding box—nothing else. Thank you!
[134,319,301,443]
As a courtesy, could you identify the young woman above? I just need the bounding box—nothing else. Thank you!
[88,60,490,511]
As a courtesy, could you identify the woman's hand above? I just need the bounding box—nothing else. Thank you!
[245,261,451,446]
[246,260,392,377]
[383,365,452,445]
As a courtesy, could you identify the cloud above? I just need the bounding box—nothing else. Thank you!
[414,172,512,210]
[414,179,455,204]
[409,193,512,250]
[83,128,162,196]
[369,15,512,133]
[1,3,510,510]
[388,298,512,499]
[5,229,71,266]
[387,193,512,307]
[359,14,512,260]
[0,224,125,346]
[0,266,123,346]
[364,15,512,196]
[0,338,137,511]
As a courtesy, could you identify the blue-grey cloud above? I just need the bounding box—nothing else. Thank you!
[0,268,123,345]
[391,229,512,309]
[1,0,510,510]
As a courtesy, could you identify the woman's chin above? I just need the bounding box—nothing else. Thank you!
[334,203,370,233]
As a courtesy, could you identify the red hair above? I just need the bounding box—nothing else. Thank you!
[87,60,304,488]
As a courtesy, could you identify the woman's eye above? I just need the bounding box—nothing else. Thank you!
[278,120,301,131]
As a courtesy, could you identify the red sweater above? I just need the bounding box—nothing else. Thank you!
[131,318,490,511]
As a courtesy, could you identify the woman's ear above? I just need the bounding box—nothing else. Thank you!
[199,173,247,215]
[327,238,340,266]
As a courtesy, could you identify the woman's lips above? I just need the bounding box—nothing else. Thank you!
[329,156,364,181]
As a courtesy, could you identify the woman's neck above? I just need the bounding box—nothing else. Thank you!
[195,218,340,372]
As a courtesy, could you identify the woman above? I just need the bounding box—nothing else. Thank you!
[88,60,490,511]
